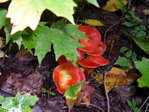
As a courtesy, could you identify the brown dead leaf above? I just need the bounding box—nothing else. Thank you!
[65,83,95,110]
[93,67,139,92]
[103,0,127,12]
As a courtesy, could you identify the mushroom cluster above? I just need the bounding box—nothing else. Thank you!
[77,25,110,68]
[53,25,110,94]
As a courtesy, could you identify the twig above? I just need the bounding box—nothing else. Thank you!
[104,72,110,112]
[145,103,149,112]
[127,0,132,10]
[138,97,149,112]
[103,19,123,43]
[80,102,104,112]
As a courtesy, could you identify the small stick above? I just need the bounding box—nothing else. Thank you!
[80,102,104,112]
[104,72,110,112]
[138,97,149,112]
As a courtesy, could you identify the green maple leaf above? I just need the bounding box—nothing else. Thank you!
[64,81,83,100]
[52,21,87,64]
[22,26,52,63]
[22,22,87,64]
[136,58,149,87]
[6,0,77,34]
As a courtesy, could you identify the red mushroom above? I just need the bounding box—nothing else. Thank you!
[77,25,110,68]
[77,39,98,53]
[77,57,100,68]
[53,62,86,94]
[89,55,110,66]
[87,42,107,56]
[78,25,101,44]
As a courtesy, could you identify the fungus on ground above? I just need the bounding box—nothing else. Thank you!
[53,62,86,94]
[77,25,110,68]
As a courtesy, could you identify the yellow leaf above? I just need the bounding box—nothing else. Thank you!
[80,19,105,26]
[143,9,149,15]
[93,67,139,92]
[103,0,127,12]
[0,0,9,3]
[6,0,76,34]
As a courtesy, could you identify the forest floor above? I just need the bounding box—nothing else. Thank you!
[0,0,149,112]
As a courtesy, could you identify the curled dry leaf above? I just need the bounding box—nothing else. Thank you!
[93,67,139,92]
[102,0,127,12]
[64,82,95,110]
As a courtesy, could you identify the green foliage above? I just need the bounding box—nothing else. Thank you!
[22,21,87,64]
[51,20,87,64]
[41,88,56,96]
[117,0,126,11]
[0,9,7,29]
[115,47,137,70]
[132,38,149,55]
[124,11,142,27]
[124,10,149,39]
[127,98,140,112]
[0,93,38,112]
[64,81,83,100]
[86,0,100,7]
[136,58,149,87]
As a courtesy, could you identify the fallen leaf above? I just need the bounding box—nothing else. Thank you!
[93,67,139,92]
[102,0,127,12]
[0,37,5,49]
[64,81,84,110]
[0,51,5,58]
[143,9,149,15]
[80,19,105,26]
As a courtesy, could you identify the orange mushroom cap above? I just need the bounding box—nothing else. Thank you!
[87,42,107,56]
[89,55,110,66]
[78,25,101,44]
[53,62,86,94]
[77,57,101,68]
[78,39,98,53]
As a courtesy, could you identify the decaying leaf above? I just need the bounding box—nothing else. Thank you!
[0,37,5,49]
[64,81,95,110]
[0,51,8,58]
[80,19,105,26]
[102,0,127,12]
[6,0,76,34]
[143,9,149,15]
[0,51,5,58]
[93,67,139,92]
[64,81,84,110]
